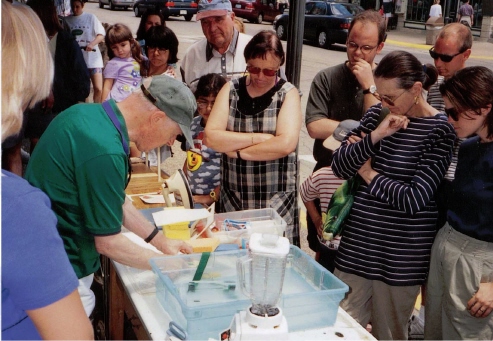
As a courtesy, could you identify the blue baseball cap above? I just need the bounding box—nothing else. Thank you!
[196,0,232,20]
[323,120,360,151]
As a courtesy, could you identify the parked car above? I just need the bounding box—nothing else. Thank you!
[99,0,134,10]
[231,0,282,24]
[273,0,364,48]
[133,0,198,21]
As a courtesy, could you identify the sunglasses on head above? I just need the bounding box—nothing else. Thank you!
[246,66,278,77]
[429,47,464,63]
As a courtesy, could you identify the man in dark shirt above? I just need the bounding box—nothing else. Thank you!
[305,9,385,265]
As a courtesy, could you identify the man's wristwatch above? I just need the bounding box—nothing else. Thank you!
[363,85,377,95]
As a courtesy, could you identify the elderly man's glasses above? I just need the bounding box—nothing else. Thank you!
[429,47,464,63]
[347,41,377,54]
[373,89,407,107]
[246,66,278,77]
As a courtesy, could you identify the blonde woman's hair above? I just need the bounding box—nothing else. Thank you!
[2,1,53,142]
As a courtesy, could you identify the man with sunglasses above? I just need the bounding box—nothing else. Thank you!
[25,76,195,316]
[180,0,252,86]
[427,23,472,112]
[427,23,472,188]
[304,10,385,269]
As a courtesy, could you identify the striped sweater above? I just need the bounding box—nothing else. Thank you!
[332,105,456,286]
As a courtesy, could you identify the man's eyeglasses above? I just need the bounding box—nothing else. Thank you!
[373,89,407,107]
[347,41,377,54]
[429,47,464,63]
[147,46,168,54]
[246,66,279,77]
[196,100,215,109]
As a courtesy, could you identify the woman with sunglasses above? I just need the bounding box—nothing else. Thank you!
[204,30,302,245]
[330,50,456,340]
[424,66,493,340]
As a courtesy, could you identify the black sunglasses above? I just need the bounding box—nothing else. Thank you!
[429,47,464,63]
[444,107,459,121]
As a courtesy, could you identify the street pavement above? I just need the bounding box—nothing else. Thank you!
[84,2,492,256]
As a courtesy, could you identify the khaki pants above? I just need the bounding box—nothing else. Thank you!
[425,223,493,340]
[335,269,420,340]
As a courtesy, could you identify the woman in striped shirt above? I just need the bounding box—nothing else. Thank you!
[331,50,456,340]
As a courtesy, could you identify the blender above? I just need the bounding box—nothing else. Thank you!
[229,233,290,340]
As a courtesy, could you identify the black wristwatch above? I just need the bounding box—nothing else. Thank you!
[363,85,377,95]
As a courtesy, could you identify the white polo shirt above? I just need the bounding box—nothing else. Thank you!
[181,30,252,86]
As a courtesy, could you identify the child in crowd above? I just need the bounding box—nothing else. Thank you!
[65,0,105,103]
[300,166,344,272]
[102,23,143,102]
[183,73,226,207]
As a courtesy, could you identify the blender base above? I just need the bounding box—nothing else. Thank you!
[229,307,289,341]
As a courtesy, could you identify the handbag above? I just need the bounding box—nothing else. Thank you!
[322,175,362,241]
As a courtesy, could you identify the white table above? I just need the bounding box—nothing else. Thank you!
[107,233,376,340]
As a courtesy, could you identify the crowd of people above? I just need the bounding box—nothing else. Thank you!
[2,0,492,339]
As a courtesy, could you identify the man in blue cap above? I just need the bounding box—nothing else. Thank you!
[25,76,196,316]
[180,0,252,87]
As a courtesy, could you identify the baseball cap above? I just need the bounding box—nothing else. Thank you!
[323,120,360,151]
[141,76,197,147]
[196,0,232,20]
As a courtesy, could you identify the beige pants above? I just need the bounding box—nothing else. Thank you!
[335,269,420,340]
[425,223,493,340]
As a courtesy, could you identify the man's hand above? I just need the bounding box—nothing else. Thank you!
[467,282,493,318]
[156,237,193,255]
[351,58,375,90]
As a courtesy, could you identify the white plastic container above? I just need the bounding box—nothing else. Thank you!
[206,208,286,241]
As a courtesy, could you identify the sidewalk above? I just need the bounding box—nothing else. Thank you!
[385,28,493,60]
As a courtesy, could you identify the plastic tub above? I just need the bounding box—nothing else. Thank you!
[150,246,349,340]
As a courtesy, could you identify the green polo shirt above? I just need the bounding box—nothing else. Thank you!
[25,100,129,278]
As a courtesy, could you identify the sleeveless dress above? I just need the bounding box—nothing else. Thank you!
[219,77,299,244]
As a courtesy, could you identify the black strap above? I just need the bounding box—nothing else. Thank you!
[102,101,129,155]
[144,226,159,243]
[102,100,132,188]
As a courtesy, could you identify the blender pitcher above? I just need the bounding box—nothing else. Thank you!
[237,233,290,317]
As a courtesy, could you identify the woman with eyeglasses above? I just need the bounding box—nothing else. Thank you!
[139,25,179,166]
[424,66,493,340]
[330,50,456,340]
[142,25,179,78]
[204,30,302,245]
